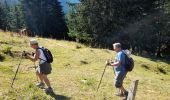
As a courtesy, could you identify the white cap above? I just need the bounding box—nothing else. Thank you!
[30,39,38,45]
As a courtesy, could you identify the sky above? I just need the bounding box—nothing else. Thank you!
[59,0,80,13]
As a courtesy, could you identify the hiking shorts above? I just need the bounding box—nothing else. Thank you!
[114,71,127,88]
[37,62,52,75]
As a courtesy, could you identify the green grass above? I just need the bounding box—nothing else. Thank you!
[0,32,170,100]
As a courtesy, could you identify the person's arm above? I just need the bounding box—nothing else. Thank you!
[26,50,40,62]
[110,61,121,66]
[110,53,123,67]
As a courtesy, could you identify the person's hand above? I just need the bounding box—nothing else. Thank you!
[105,59,111,66]
[22,51,31,57]
[31,52,35,56]
[110,60,114,63]
[22,51,27,56]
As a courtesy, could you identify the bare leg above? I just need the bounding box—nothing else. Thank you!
[120,85,127,93]
[120,88,124,94]
[36,71,44,83]
[42,74,51,87]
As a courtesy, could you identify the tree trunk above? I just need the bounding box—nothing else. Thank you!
[157,32,162,57]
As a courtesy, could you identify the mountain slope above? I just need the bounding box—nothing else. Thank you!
[0,31,170,100]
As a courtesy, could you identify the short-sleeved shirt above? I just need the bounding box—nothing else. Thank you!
[114,51,125,72]
[37,46,47,64]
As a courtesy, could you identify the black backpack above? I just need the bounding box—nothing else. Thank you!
[38,47,53,63]
[123,52,134,72]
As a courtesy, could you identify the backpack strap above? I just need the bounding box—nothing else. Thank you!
[122,50,128,56]
[121,50,128,66]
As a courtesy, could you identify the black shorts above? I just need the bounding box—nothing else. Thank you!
[37,62,52,75]
[114,71,127,88]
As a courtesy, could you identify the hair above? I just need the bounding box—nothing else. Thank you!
[113,43,121,49]
[30,43,38,46]
[33,43,38,45]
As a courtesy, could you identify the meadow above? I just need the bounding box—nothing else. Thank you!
[0,32,170,100]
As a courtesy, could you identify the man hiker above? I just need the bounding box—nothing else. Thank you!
[25,39,53,94]
[106,43,128,98]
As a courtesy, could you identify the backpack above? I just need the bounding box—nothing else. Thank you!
[38,47,53,63]
[123,52,134,72]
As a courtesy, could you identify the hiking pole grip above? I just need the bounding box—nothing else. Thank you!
[97,64,107,92]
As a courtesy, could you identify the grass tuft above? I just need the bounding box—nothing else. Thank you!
[157,67,167,74]
[80,60,89,65]
[141,64,150,70]
[76,45,82,49]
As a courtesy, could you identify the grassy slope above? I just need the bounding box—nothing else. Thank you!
[0,32,170,100]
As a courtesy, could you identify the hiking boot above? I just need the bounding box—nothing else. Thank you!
[36,82,45,89]
[114,92,124,97]
[45,87,53,94]
[124,91,128,97]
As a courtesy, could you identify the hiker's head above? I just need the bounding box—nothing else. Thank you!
[113,43,121,52]
[30,39,38,49]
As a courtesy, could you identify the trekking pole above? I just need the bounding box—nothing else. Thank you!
[97,64,108,92]
[34,62,39,82]
[11,54,23,88]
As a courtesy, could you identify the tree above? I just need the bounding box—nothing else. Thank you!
[68,0,170,57]
[0,2,6,30]
[21,0,69,38]
[12,5,26,31]
[68,0,157,47]
[0,0,25,32]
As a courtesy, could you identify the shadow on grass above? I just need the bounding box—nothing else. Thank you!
[48,92,71,100]
[141,64,150,70]
[157,67,167,74]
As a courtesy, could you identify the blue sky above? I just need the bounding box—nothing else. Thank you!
[59,0,80,13]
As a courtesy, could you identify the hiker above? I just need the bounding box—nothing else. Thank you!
[24,39,53,94]
[106,43,128,98]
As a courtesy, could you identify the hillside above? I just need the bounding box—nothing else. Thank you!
[0,31,170,100]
